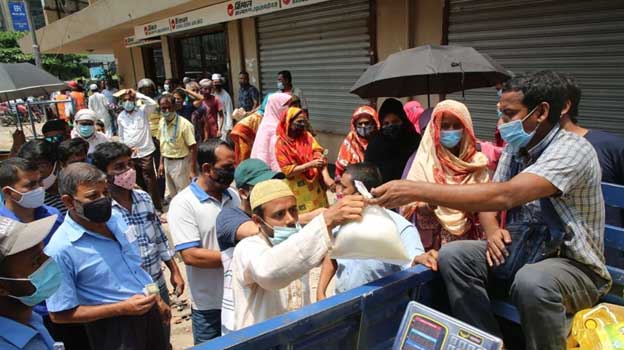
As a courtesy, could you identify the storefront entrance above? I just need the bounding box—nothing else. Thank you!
[175,30,229,84]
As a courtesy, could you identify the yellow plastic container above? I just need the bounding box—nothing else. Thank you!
[568,303,624,350]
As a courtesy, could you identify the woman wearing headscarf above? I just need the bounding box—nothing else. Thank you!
[230,94,271,165]
[251,93,292,171]
[335,106,379,179]
[404,101,425,134]
[275,107,331,213]
[402,99,489,251]
[365,98,421,183]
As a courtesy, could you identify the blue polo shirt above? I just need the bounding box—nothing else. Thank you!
[44,212,153,313]
[0,313,55,350]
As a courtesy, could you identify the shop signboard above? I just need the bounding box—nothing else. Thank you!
[135,0,329,40]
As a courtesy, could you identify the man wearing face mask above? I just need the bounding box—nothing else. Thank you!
[116,87,163,213]
[0,215,62,350]
[168,139,239,344]
[44,163,170,350]
[371,71,609,350]
[17,140,66,216]
[70,109,108,156]
[215,158,325,335]
[228,179,364,331]
[42,119,70,150]
[157,94,198,199]
[92,141,184,347]
[277,70,308,115]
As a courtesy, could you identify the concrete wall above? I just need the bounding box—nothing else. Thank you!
[227,20,243,104]
[113,41,145,89]
[241,17,260,89]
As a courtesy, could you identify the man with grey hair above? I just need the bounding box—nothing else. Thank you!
[44,163,171,350]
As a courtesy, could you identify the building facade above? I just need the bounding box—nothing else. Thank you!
[18,0,624,159]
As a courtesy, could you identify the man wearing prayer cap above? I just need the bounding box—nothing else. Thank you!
[228,179,365,331]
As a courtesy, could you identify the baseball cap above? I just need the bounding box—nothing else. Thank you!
[234,159,285,189]
[74,109,97,122]
[0,215,57,262]
[250,179,294,211]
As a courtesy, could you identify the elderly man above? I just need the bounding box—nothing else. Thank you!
[45,163,170,350]
[70,109,108,156]
[370,71,609,350]
[229,179,365,331]
[116,87,162,212]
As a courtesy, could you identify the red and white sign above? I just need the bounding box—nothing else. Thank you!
[134,0,328,40]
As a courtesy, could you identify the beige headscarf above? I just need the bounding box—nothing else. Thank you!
[404,100,489,235]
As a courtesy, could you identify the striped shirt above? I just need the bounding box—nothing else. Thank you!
[44,192,67,216]
[112,189,173,282]
[494,126,610,293]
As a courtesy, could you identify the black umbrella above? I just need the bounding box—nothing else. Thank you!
[350,45,511,100]
[0,63,68,101]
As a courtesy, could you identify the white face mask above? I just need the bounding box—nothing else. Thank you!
[7,186,45,208]
[42,162,57,190]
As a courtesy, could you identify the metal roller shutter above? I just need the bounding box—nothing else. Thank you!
[448,0,624,139]
[257,0,371,134]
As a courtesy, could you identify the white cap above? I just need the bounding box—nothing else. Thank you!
[199,79,212,88]
[89,84,98,91]
[211,73,223,82]
[74,109,98,122]
[0,215,57,262]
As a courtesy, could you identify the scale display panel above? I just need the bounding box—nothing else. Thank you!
[393,302,503,350]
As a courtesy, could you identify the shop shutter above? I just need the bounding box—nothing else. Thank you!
[257,0,371,134]
[448,0,624,139]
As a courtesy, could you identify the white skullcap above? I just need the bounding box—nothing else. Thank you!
[74,109,97,122]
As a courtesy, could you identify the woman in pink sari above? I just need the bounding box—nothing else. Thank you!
[250,93,292,171]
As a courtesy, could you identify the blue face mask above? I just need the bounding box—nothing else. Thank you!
[0,258,62,306]
[261,219,301,245]
[498,105,540,152]
[277,82,285,91]
[122,101,135,112]
[440,129,463,149]
[78,124,95,138]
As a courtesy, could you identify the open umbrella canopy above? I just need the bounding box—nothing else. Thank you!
[350,45,511,98]
[0,63,68,101]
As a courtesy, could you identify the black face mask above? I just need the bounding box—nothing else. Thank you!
[212,166,235,186]
[382,124,402,139]
[292,122,306,137]
[75,196,112,223]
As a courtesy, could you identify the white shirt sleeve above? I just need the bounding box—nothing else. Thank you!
[237,215,331,291]
[167,196,202,250]
[135,92,158,117]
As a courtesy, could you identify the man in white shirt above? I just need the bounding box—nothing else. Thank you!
[230,179,365,332]
[211,74,234,140]
[116,88,162,212]
[88,84,112,137]
[70,109,108,157]
[168,139,240,344]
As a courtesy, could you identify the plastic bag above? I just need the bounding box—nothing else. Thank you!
[567,303,624,350]
[330,181,411,265]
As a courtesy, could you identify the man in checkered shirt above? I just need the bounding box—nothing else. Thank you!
[92,141,185,347]
[371,71,610,350]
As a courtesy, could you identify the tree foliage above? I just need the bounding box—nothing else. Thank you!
[0,31,88,80]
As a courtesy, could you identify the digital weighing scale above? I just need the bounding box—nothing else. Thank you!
[392,302,504,350]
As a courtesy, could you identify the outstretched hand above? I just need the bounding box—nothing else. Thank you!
[370,180,419,209]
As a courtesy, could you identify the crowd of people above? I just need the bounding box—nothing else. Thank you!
[0,68,623,350]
